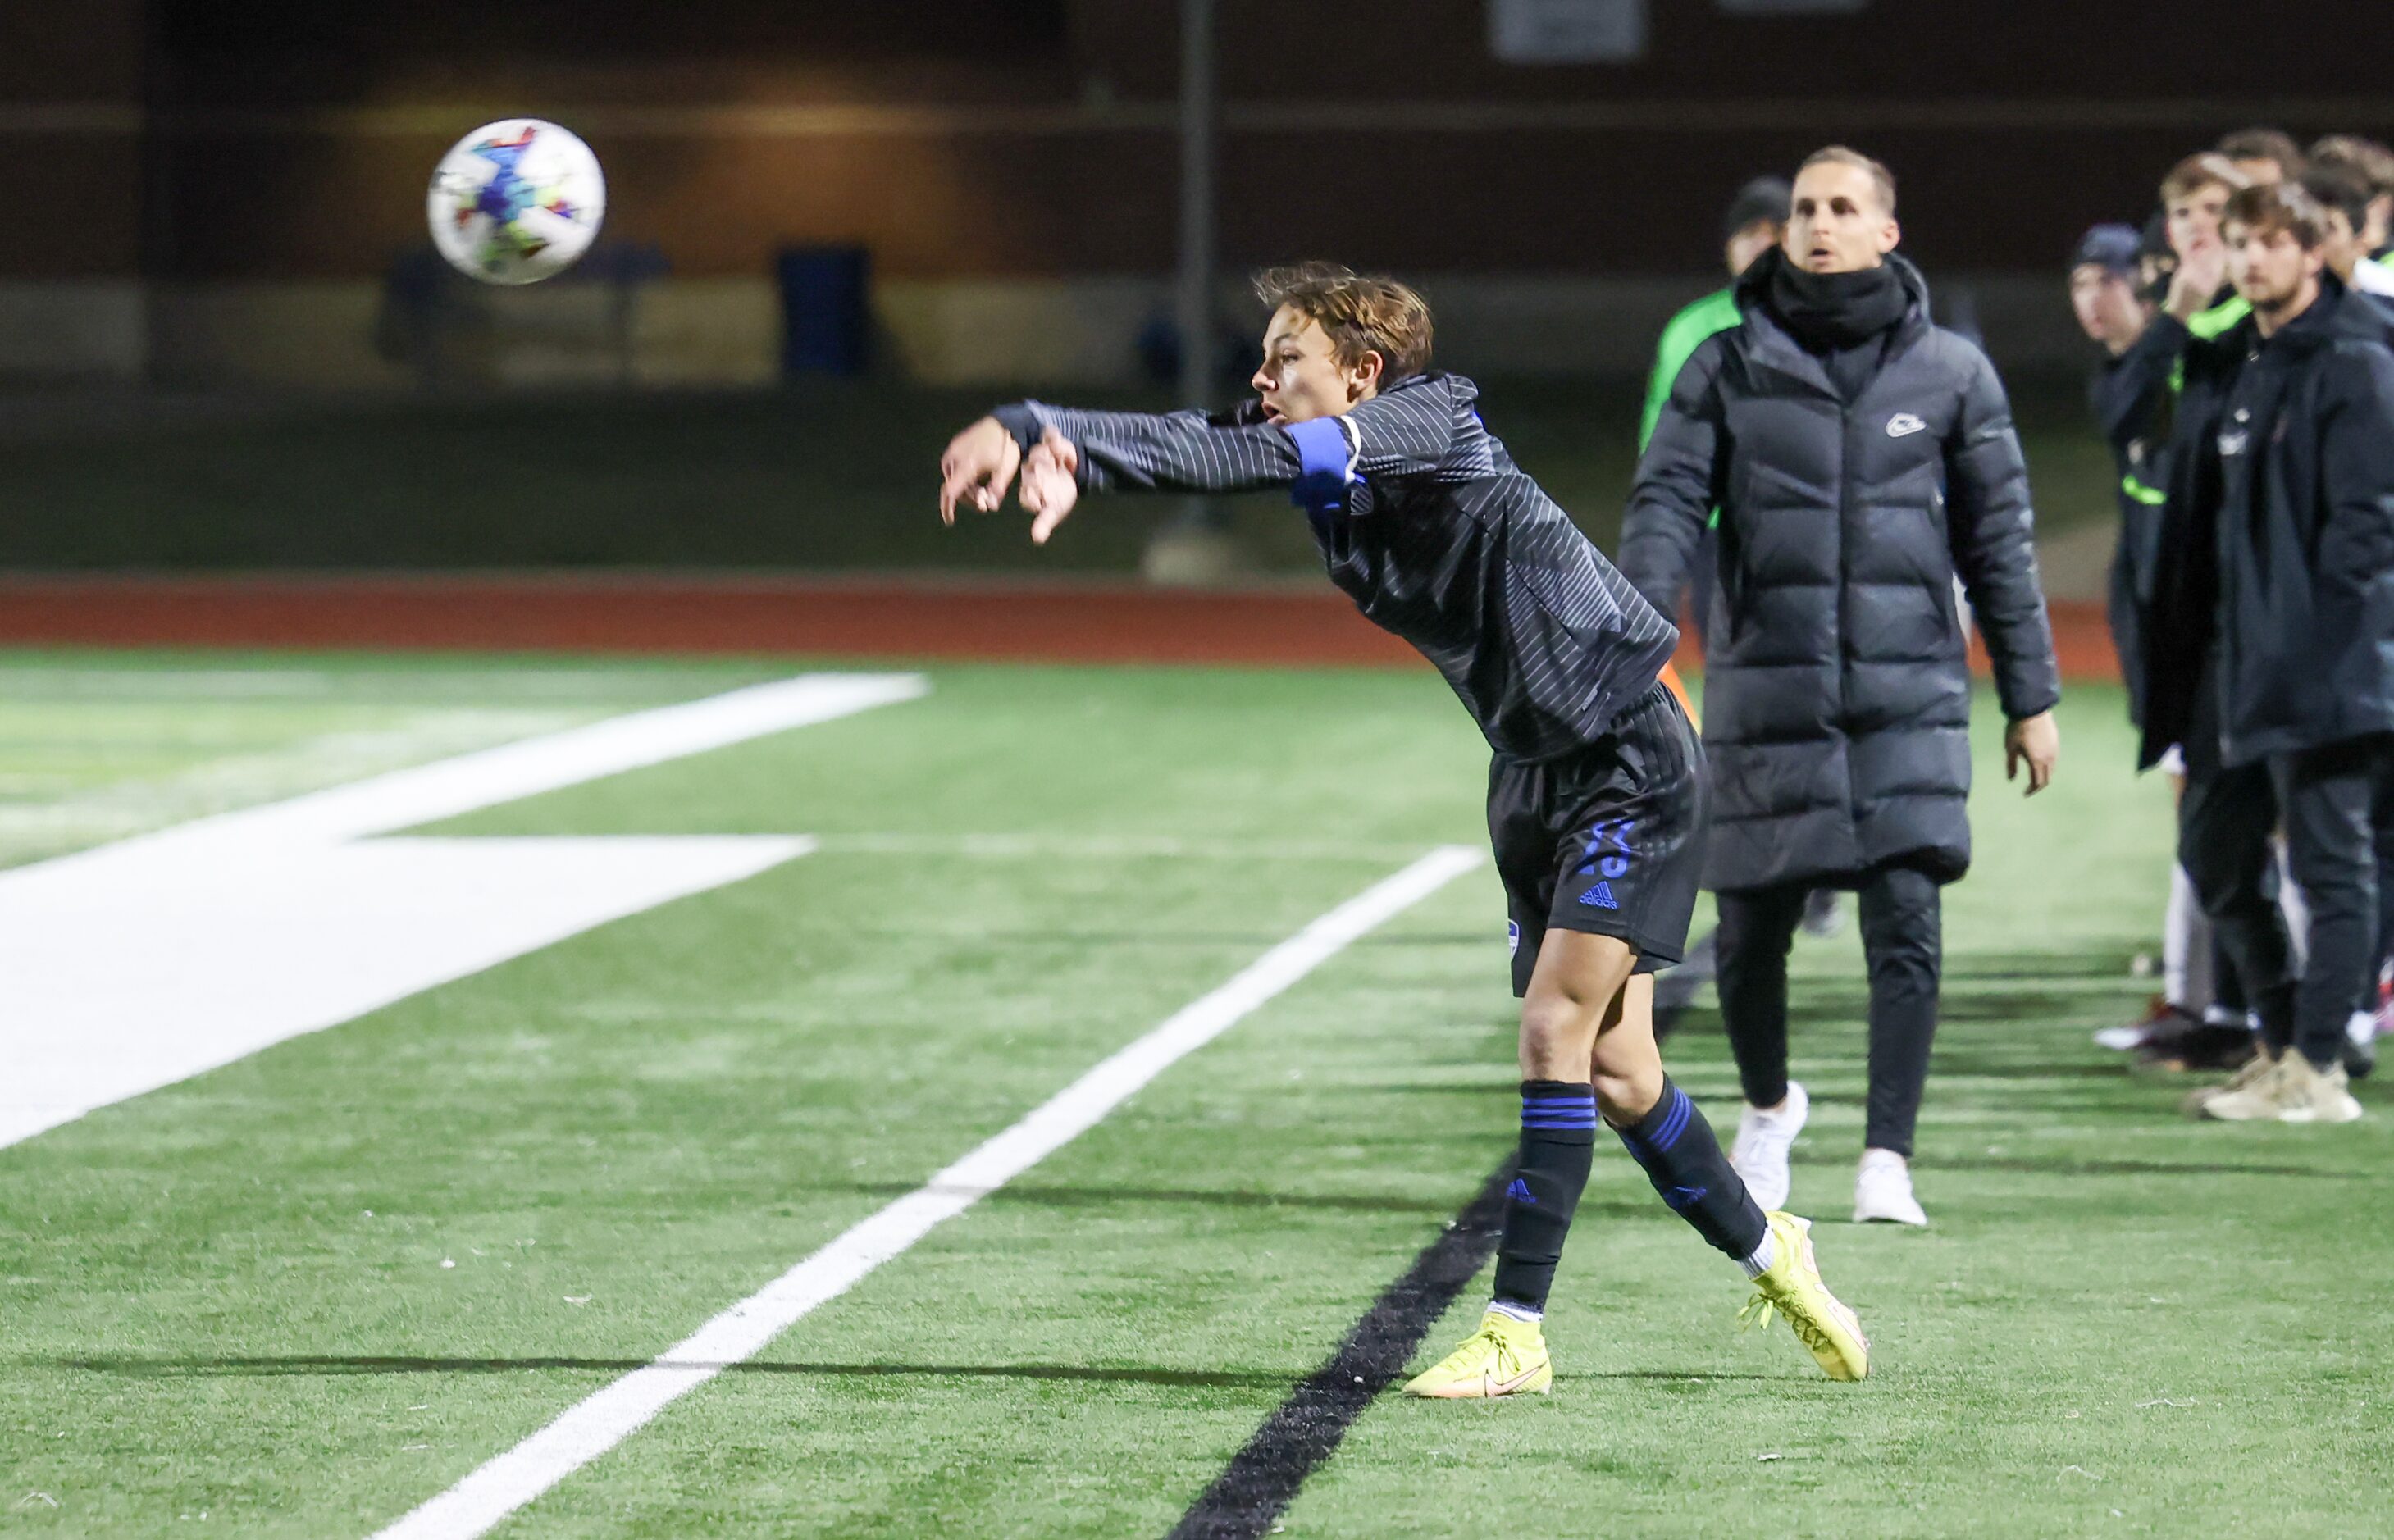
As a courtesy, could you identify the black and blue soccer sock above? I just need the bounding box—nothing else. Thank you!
[1489,1081,1597,1316]
[1613,1078,1771,1269]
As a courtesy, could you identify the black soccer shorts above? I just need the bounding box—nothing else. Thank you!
[1488,680,1707,996]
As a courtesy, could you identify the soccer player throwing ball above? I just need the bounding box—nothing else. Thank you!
[937,264,1868,1397]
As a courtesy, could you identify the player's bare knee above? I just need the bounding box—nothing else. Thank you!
[1594,1064,1666,1125]
[1517,989,1602,1077]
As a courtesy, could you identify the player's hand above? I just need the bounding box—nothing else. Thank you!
[2006,710,2059,796]
[2165,239,2227,321]
[938,417,1024,525]
[1018,429,1082,544]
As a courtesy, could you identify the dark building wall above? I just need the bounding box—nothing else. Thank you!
[0,0,146,279]
[11,1,2394,283]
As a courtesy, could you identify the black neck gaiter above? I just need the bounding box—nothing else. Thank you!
[1767,260,1908,351]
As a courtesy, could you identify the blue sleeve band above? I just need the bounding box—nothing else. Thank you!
[1284,417,1356,515]
[989,403,1044,453]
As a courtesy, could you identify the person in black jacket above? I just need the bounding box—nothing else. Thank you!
[2076,224,2165,720]
[2114,164,2322,1116]
[2078,218,2264,1071]
[1622,146,2062,1226]
[2187,183,2394,1123]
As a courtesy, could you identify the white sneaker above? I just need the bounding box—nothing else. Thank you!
[1730,1082,1808,1212]
[1853,1148,1928,1225]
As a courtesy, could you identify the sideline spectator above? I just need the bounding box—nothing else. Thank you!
[1622,146,2061,1224]
[2072,222,2230,1059]
[2192,181,2394,1122]
[2218,126,2305,187]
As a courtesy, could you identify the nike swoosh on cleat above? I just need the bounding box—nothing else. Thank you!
[1483,1365,1543,1396]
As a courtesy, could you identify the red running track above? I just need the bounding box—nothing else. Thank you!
[0,573,2123,681]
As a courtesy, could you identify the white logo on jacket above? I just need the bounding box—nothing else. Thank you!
[1886,412,1928,437]
[2218,430,2249,457]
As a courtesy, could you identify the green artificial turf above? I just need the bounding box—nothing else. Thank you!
[2,654,2387,1538]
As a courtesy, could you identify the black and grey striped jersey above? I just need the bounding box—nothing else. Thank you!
[992,371,1680,762]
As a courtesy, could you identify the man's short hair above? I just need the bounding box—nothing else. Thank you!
[2218,126,2307,180]
[2223,181,2328,250]
[2310,134,2394,199]
[1797,145,1896,215]
[2299,166,2372,233]
[2161,152,2251,206]
[1252,263,1434,382]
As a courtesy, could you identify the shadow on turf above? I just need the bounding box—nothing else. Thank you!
[48,1355,1295,1390]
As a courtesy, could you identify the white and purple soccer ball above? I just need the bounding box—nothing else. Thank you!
[426,118,607,285]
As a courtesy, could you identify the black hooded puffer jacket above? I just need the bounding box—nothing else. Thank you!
[1622,249,2060,891]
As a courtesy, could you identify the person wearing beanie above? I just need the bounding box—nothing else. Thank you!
[1639,177,1790,456]
[2073,221,2252,1069]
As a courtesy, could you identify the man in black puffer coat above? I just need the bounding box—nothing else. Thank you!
[1622,146,2062,1226]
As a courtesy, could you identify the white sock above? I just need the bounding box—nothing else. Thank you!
[1486,1299,1542,1324]
[2165,863,2204,1008]
[2351,1010,2378,1047]
[1738,1230,1775,1280]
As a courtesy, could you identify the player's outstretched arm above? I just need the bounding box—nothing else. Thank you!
[990,401,1306,498]
[942,400,1373,544]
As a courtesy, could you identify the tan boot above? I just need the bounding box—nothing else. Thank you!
[2197,1053,2294,1121]
[2183,1048,2278,1118]
[2273,1055,2364,1123]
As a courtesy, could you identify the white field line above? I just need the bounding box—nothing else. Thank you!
[368,843,1485,1540]
[813,832,1435,863]
[30,672,928,870]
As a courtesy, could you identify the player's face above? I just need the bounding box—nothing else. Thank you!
[1785,162,1899,274]
[2225,221,2322,313]
[1723,220,1781,279]
[2167,185,2230,258]
[2069,266,2145,349]
[2317,207,2362,280]
[1252,308,1379,424]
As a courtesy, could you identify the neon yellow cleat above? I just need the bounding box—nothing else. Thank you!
[1740,1211,1871,1382]
[1403,1308,1553,1399]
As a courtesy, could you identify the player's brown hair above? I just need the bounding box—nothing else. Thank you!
[2300,165,2372,234]
[1798,145,1897,215]
[2310,134,2394,199]
[2224,181,2328,250]
[1251,262,1434,382]
[2161,152,2251,206]
[2217,126,2307,180]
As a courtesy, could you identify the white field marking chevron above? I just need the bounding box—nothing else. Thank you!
[0,672,926,1150]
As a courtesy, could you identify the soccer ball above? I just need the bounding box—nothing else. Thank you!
[426,119,607,285]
